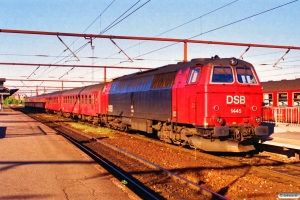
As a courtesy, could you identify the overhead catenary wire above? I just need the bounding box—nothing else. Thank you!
[5,0,300,90]
[100,0,143,34]
[129,0,298,60]
[55,0,151,80]
[80,0,239,79]
[93,0,238,65]
[65,0,151,76]
[87,0,298,80]
[100,0,151,34]
[33,0,117,80]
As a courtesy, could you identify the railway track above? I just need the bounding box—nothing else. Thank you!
[221,153,300,180]
[20,108,227,200]
[19,108,300,199]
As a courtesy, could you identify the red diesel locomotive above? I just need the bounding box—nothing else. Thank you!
[25,56,268,152]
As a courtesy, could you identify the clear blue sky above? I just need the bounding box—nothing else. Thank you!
[0,0,299,96]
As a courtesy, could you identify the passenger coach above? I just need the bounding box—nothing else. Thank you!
[262,79,300,123]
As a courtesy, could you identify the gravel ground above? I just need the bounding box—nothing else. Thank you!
[28,112,300,200]
[87,130,300,200]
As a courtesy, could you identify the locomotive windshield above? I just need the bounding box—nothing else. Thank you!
[236,66,257,84]
[211,66,233,83]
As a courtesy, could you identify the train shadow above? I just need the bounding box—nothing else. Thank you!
[205,150,259,158]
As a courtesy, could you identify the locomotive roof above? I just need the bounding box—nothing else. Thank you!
[113,57,252,81]
[261,79,300,92]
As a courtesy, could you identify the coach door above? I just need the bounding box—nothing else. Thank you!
[92,92,99,114]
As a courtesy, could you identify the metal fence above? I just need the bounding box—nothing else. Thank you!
[263,107,300,126]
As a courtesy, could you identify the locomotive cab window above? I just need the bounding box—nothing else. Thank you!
[263,93,273,106]
[211,66,233,83]
[236,66,257,84]
[278,92,288,106]
[187,67,201,84]
[293,92,300,106]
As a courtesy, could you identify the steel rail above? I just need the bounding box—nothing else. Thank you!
[58,130,162,200]
[52,121,228,200]
[21,108,162,200]
[95,137,228,200]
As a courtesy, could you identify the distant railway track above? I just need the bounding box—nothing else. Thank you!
[20,108,227,200]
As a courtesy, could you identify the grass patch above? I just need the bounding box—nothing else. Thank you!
[66,122,113,135]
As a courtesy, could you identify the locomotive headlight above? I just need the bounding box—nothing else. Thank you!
[216,116,223,124]
[229,58,238,66]
[254,116,262,124]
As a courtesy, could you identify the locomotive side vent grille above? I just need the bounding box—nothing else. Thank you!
[151,72,177,89]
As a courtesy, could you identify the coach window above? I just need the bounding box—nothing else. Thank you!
[187,67,201,84]
[278,92,288,106]
[236,66,257,84]
[293,92,300,106]
[263,93,273,106]
[211,66,233,83]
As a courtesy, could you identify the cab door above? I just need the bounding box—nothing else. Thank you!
[186,67,201,124]
[172,65,202,124]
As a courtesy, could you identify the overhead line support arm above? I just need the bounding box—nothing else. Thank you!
[1,29,300,50]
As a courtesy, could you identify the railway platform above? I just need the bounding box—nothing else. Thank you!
[256,123,300,160]
[0,107,137,200]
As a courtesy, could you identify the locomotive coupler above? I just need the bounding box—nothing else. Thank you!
[234,129,242,141]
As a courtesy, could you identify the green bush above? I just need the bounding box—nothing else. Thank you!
[3,96,24,105]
